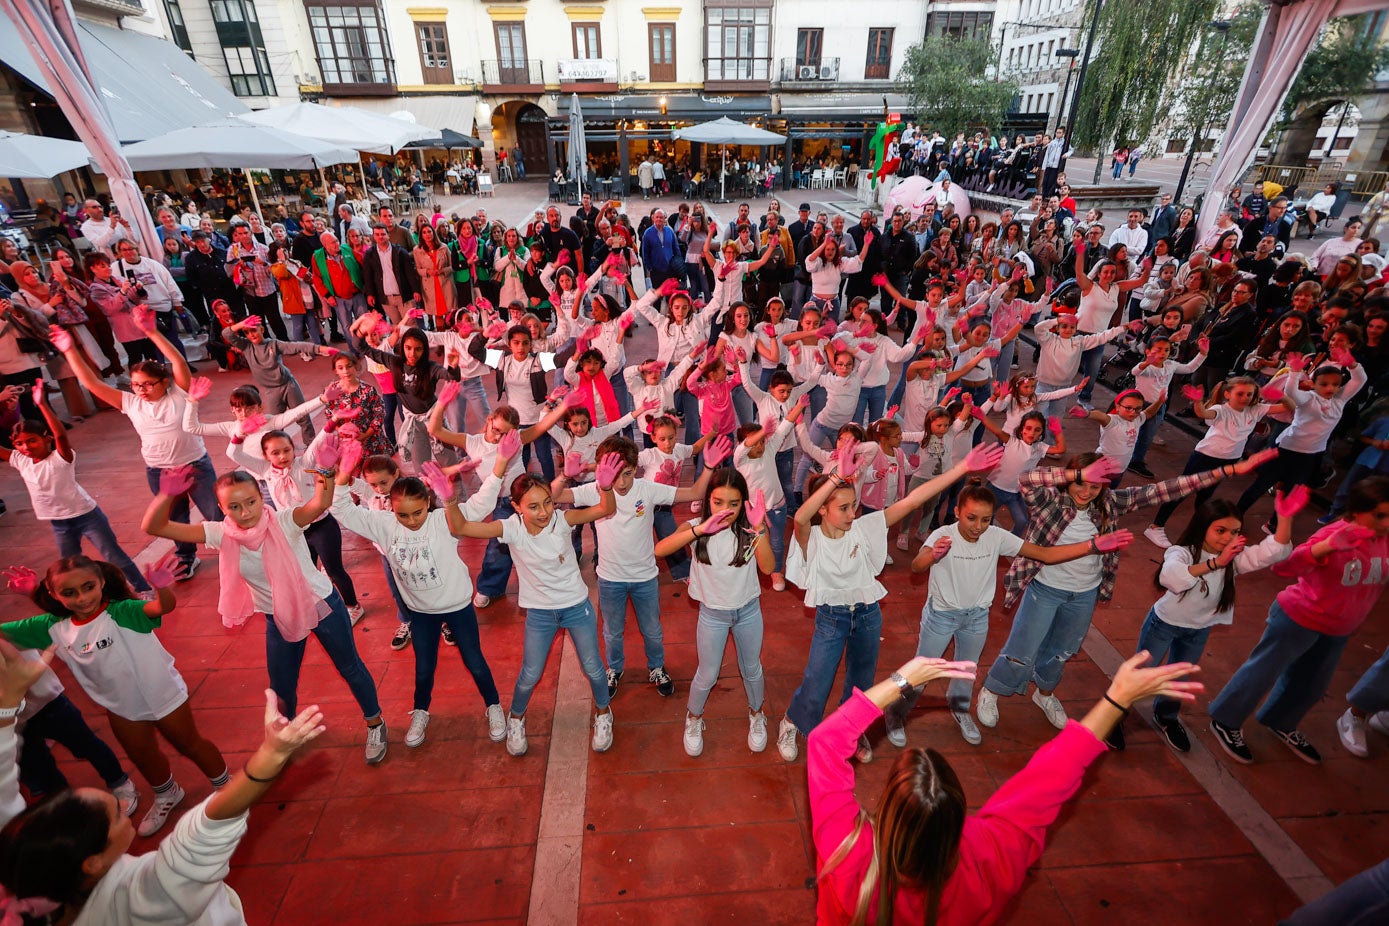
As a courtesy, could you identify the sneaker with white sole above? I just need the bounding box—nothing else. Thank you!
[506,715,528,756]
[855,734,873,763]
[976,688,999,727]
[137,784,185,837]
[405,709,430,747]
[365,722,388,765]
[346,604,365,625]
[1336,709,1368,758]
[1032,691,1068,730]
[748,711,768,752]
[606,667,623,698]
[113,779,139,818]
[1210,719,1253,764]
[390,622,411,650]
[777,716,798,761]
[895,533,909,552]
[884,712,907,748]
[683,714,705,756]
[173,557,201,582]
[1369,712,1389,737]
[486,704,506,742]
[472,592,492,608]
[1266,725,1321,764]
[771,572,786,592]
[953,710,983,745]
[649,666,675,697]
[592,710,614,753]
[1143,526,1172,549]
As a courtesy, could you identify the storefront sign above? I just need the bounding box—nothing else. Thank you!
[557,59,618,83]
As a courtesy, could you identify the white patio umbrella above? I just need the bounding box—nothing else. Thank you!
[239,101,436,155]
[0,130,90,178]
[567,93,587,188]
[673,117,786,201]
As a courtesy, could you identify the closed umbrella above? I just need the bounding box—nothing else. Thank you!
[568,92,588,190]
[673,117,786,202]
[0,130,90,178]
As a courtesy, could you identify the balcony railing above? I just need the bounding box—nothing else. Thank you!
[481,59,545,90]
[779,57,841,83]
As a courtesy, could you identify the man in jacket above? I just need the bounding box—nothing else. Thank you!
[335,204,371,245]
[185,231,240,322]
[844,211,882,303]
[639,208,681,289]
[1239,196,1294,256]
[361,223,421,322]
[759,210,795,307]
[312,231,368,349]
[1149,193,1177,251]
[225,223,287,340]
[377,205,415,250]
[880,210,920,317]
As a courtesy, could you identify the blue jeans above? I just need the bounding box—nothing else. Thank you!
[853,384,886,426]
[447,376,491,433]
[991,486,1029,536]
[381,554,408,623]
[265,591,381,720]
[598,576,664,674]
[143,453,221,564]
[794,418,838,500]
[652,505,690,580]
[996,339,1016,382]
[512,599,609,715]
[688,599,765,715]
[1136,608,1214,720]
[786,602,883,735]
[51,506,151,592]
[776,448,797,518]
[475,497,516,598]
[1078,344,1105,403]
[890,603,989,722]
[524,429,557,482]
[765,503,787,572]
[684,262,706,302]
[1348,644,1389,715]
[984,580,1099,696]
[18,693,127,795]
[1209,601,1351,732]
[1035,381,1071,419]
[1131,400,1167,465]
[1282,857,1389,925]
[381,391,399,447]
[333,293,368,351]
[886,370,910,419]
[404,602,499,711]
[287,312,324,345]
[1331,462,1378,517]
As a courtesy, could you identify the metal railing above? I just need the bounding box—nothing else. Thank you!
[480,59,544,86]
[778,57,841,82]
[1250,163,1389,198]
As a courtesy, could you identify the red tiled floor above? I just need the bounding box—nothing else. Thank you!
[1040,795,1260,869]
[578,888,815,924]
[1045,856,1301,925]
[304,788,542,860]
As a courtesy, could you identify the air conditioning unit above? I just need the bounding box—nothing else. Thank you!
[798,65,817,80]
[819,62,839,80]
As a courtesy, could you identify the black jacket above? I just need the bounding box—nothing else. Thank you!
[1198,302,1259,370]
[184,247,236,301]
[362,243,421,307]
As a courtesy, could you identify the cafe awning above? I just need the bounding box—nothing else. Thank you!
[776,93,913,119]
[556,93,773,121]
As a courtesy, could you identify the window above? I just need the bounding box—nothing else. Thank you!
[212,0,275,96]
[415,22,451,85]
[795,28,822,69]
[925,11,993,42]
[162,0,193,55]
[573,23,601,59]
[305,0,396,91]
[705,1,772,84]
[866,27,892,80]
[649,23,675,82]
[495,22,529,83]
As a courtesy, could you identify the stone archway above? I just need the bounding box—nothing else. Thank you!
[1274,99,1345,163]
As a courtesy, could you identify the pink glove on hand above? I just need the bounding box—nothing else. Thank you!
[703,435,733,468]
[564,452,586,479]
[436,381,462,407]
[963,443,1005,472]
[1093,530,1134,553]
[1260,386,1285,403]
[1047,415,1062,436]
[143,553,180,590]
[1067,405,1088,418]
[420,461,453,500]
[1274,485,1311,518]
[1328,522,1377,551]
[159,465,195,497]
[321,382,346,404]
[187,376,213,401]
[3,566,38,597]
[745,490,767,529]
[497,430,522,461]
[595,452,625,489]
[239,413,268,437]
[1181,385,1204,403]
[697,508,736,536]
[337,439,364,476]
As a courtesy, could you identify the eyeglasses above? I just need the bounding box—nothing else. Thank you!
[1118,404,1145,412]
[129,380,162,391]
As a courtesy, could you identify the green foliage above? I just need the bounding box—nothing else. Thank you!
[1167,4,1262,149]
[899,34,1019,136]
[1071,0,1220,153]
[1283,13,1389,120]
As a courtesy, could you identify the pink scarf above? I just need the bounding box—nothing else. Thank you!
[576,369,620,425]
[218,512,324,642]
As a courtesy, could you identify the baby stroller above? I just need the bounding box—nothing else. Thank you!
[1097,332,1145,394]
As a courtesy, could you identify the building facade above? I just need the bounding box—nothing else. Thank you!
[993,0,1083,132]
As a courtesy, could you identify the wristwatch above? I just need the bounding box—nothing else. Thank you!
[0,700,25,721]
[889,672,912,701]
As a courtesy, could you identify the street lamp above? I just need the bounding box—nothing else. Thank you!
[1054,48,1080,134]
[1067,0,1104,152]
[1174,20,1232,203]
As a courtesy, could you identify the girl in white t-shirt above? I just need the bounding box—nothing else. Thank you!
[2,553,226,838]
[775,441,1005,763]
[2,386,152,595]
[970,410,1066,535]
[456,455,623,758]
[1068,388,1166,487]
[981,371,1086,435]
[142,461,387,769]
[331,434,520,750]
[181,381,327,459]
[654,469,775,757]
[733,416,797,589]
[887,482,1133,745]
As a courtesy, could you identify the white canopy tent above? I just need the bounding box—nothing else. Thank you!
[1199,0,1389,235]
[240,101,437,156]
[672,117,787,201]
[0,130,90,178]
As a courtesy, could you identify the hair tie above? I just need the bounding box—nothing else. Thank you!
[0,885,60,926]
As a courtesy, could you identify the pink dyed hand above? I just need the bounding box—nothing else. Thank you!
[337,439,364,476]
[1260,386,1284,403]
[859,342,878,354]
[143,553,180,590]
[763,323,777,338]
[885,404,899,419]
[436,381,461,407]
[564,451,586,478]
[1197,336,1210,354]
[1067,405,1088,418]
[407,307,425,321]
[639,397,662,415]
[795,394,811,410]
[3,566,38,597]
[697,508,737,536]
[658,277,682,298]
[1080,456,1121,484]
[969,406,986,421]
[1330,347,1357,367]
[1093,530,1133,553]
[584,324,604,342]
[980,346,1000,359]
[497,430,522,461]
[1181,385,1204,403]
[835,438,862,478]
[420,461,453,500]
[760,415,779,435]
[321,382,346,404]
[1275,485,1310,519]
[855,319,876,339]
[703,435,733,468]
[563,391,587,410]
[745,490,767,529]
[547,385,571,404]
[963,443,1004,473]
[372,318,393,338]
[454,317,476,337]
[1047,415,1062,436]
[453,457,482,476]
[47,325,73,353]
[243,315,264,329]
[931,536,952,560]
[1328,522,1377,551]
[816,322,837,339]
[239,413,268,437]
[1286,352,1307,372]
[943,387,961,404]
[483,321,508,339]
[871,272,888,288]
[619,311,636,330]
[314,435,342,471]
[187,376,213,401]
[595,452,625,489]
[159,465,195,497]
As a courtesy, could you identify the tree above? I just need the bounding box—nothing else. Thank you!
[899,34,1019,136]
[1282,13,1389,122]
[1165,4,1262,155]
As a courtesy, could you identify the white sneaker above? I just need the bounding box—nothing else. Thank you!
[1337,708,1369,758]
[506,715,528,756]
[137,783,185,837]
[486,704,506,742]
[592,709,614,753]
[976,688,999,728]
[771,572,786,592]
[1369,712,1389,738]
[748,711,768,752]
[1033,691,1069,730]
[885,713,907,748]
[884,553,894,566]
[1143,526,1172,549]
[365,721,388,764]
[777,716,798,761]
[113,779,139,818]
[855,734,873,763]
[953,710,983,745]
[405,709,430,747]
[683,714,705,757]
[895,533,909,552]
[347,604,365,625]
[472,592,492,608]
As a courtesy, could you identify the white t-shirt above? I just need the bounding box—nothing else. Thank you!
[1095,411,1145,464]
[1035,510,1101,592]
[122,388,208,468]
[733,421,792,507]
[500,513,592,609]
[202,508,334,613]
[637,444,692,480]
[1076,283,1119,332]
[786,509,888,607]
[687,520,763,610]
[901,372,946,433]
[1194,403,1267,459]
[924,523,1023,610]
[571,478,677,582]
[464,432,527,495]
[8,451,96,520]
[988,439,1051,494]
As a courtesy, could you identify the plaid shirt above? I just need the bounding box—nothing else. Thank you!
[225,241,276,297]
[1002,465,1225,607]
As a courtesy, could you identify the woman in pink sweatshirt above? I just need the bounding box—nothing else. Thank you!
[1208,475,1389,766]
[808,652,1202,926]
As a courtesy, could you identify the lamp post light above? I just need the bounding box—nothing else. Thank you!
[1174,20,1232,203]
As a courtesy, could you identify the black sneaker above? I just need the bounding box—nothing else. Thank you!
[1158,716,1191,753]
[390,623,411,651]
[173,557,201,582]
[1106,720,1126,751]
[441,624,457,647]
[649,666,675,697]
[1210,720,1253,764]
[1126,461,1155,480]
[606,668,623,698]
[1266,726,1322,764]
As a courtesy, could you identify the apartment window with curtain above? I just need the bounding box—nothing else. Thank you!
[573,23,601,59]
[304,0,396,93]
[865,27,893,79]
[705,0,772,84]
[414,21,451,84]
[211,0,276,96]
[795,28,822,69]
[495,22,529,82]
[649,23,675,82]
[162,0,193,55]
[924,11,994,42]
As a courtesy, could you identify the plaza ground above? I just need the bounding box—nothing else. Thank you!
[1,178,1385,924]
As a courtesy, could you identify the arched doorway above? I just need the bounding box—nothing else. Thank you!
[515,104,548,178]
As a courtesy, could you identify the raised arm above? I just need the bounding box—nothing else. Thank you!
[141,466,212,545]
[47,326,123,408]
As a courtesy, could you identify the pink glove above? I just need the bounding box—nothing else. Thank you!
[1181,385,1204,403]
[639,397,662,415]
[871,272,888,288]
[321,382,346,404]
[760,415,779,435]
[1330,347,1357,367]
[943,387,961,404]
[187,376,213,401]
[497,430,522,461]
[796,394,811,411]
[564,451,586,479]
[315,435,342,471]
[372,318,393,338]
[484,321,508,339]
[828,338,848,355]
[980,346,1000,359]
[159,465,195,497]
[47,325,73,353]
[703,435,733,468]
[763,323,777,338]
[338,439,364,476]
[856,319,876,339]
[454,317,476,338]
[1047,415,1062,436]
[131,305,157,333]
[584,324,604,343]
[420,461,453,499]
[696,507,737,536]
[1328,522,1377,551]
[931,535,953,560]
[859,342,878,354]
[885,404,899,419]
[837,439,862,477]
[595,452,625,489]
[1274,485,1311,518]
[239,413,268,437]
[816,322,837,339]
[407,307,425,321]
[1260,386,1284,403]
[658,277,682,298]
[547,384,571,403]
[436,381,461,407]
[1067,405,1088,418]
[453,457,483,476]
[563,391,587,410]
[619,311,636,330]
[143,553,180,590]
[1093,530,1134,553]
[1286,352,1307,373]
[2,566,38,597]
[969,406,986,421]
[244,314,264,329]
[1197,336,1210,354]
[745,489,767,529]
[963,443,1004,472]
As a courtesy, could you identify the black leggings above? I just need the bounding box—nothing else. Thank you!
[1235,447,1323,516]
[303,515,358,607]
[1151,450,1238,528]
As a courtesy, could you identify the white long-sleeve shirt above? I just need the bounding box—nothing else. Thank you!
[181,397,324,459]
[1131,354,1205,403]
[1152,534,1293,629]
[1034,318,1127,384]
[805,253,864,295]
[1276,363,1367,453]
[740,364,814,453]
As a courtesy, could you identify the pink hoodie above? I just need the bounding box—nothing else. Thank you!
[1271,523,1389,636]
